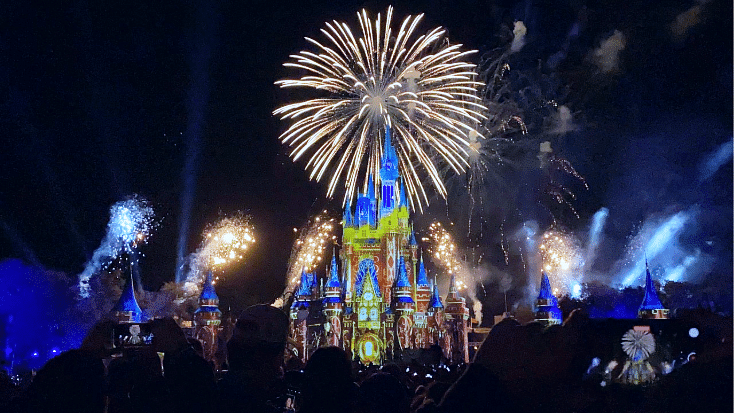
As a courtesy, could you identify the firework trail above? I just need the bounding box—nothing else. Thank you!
[274,6,487,210]
[274,210,337,308]
[182,212,256,294]
[78,196,156,298]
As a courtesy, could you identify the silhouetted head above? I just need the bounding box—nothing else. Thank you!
[357,372,409,413]
[227,304,288,371]
[301,346,355,413]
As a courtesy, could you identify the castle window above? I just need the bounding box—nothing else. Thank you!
[370,307,378,320]
[359,307,367,321]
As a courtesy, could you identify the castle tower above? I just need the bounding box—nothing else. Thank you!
[638,261,669,319]
[413,253,431,348]
[322,253,344,347]
[426,279,445,352]
[112,272,143,323]
[194,271,222,367]
[394,256,415,351]
[534,272,562,326]
[379,127,400,219]
[444,274,470,364]
[290,268,313,362]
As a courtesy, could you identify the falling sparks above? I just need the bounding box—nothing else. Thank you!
[200,213,254,269]
[274,6,487,210]
[77,195,156,297]
[424,222,470,291]
[277,210,338,306]
[539,227,584,297]
[185,212,256,288]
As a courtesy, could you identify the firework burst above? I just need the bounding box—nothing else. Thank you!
[187,212,256,285]
[78,195,156,297]
[539,227,584,297]
[274,6,487,209]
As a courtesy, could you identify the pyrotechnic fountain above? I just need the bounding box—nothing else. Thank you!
[77,196,156,298]
[274,210,337,308]
[181,212,256,297]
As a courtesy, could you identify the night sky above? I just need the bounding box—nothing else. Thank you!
[1,0,732,315]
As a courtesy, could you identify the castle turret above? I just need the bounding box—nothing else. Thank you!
[343,199,353,228]
[638,261,669,319]
[194,271,222,367]
[290,268,313,362]
[356,175,377,228]
[379,127,400,219]
[112,272,143,323]
[394,256,415,350]
[323,253,344,347]
[444,274,470,363]
[534,272,562,326]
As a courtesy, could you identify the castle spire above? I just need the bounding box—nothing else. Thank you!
[416,253,429,286]
[113,271,143,323]
[343,198,353,228]
[534,272,562,326]
[326,252,341,289]
[295,267,312,297]
[429,278,444,309]
[395,256,411,288]
[399,179,408,209]
[638,259,668,318]
[200,270,219,302]
[446,273,458,300]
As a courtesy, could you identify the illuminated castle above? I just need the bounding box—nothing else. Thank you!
[289,129,469,365]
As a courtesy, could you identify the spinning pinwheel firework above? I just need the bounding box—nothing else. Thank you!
[274,6,487,209]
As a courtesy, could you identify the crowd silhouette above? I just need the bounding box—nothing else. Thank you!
[1,306,731,413]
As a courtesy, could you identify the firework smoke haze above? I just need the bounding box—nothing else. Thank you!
[77,196,156,297]
[591,30,626,73]
[274,6,487,210]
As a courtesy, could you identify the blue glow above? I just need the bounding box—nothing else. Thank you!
[571,283,582,299]
[32,351,39,358]
[585,208,608,269]
[622,211,688,286]
[699,139,733,182]
[688,328,699,338]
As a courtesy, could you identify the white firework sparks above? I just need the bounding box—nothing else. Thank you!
[621,329,656,362]
[274,6,487,210]
[77,195,156,297]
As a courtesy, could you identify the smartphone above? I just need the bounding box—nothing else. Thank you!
[112,323,154,350]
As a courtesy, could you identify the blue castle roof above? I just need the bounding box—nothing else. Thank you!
[416,255,429,286]
[326,254,341,288]
[343,199,353,227]
[429,280,443,309]
[295,268,313,297]
[537,272,557,304]
[200,270,219,301]
[395,256,411,288]
[380,127,400,182]
[409,230,417,246]
[639,263,665,310]
[399,180,408,208]
[114,273,143,321]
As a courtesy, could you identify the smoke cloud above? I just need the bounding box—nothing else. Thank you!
[591,30,626,73]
